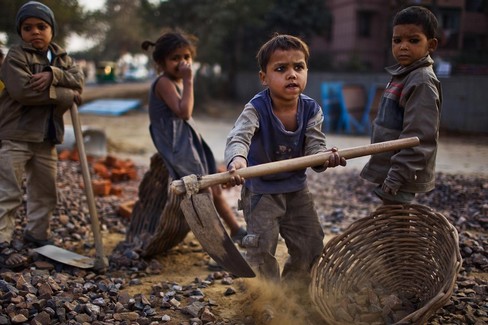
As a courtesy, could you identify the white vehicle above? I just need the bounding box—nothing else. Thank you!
[123,64,149,81]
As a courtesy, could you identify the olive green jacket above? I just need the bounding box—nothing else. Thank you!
[0,41,83,144]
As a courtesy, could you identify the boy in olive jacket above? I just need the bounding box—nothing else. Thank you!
[0,1,83,269]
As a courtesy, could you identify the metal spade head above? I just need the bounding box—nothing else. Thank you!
[180,192,255,278]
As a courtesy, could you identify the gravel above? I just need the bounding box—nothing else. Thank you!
[0,158,486,324]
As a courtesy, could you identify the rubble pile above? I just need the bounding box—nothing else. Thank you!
[0,158,486,324]
[58,149,139,197]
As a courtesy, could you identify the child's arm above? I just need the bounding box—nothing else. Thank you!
[304,109,328,156]
[49,58,84,91]
[25,55,83,105]
[155,62,193,120]
[2,47,81,109]
[383,81,441,195]
[224,104,259,185]
[305,109,346,171]
[225,104,258,168]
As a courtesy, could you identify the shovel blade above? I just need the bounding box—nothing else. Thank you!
[33,245,95,269]
[180,193,255,278]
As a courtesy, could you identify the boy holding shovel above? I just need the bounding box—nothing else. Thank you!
[0,1,83,269]
[224,34,345,284]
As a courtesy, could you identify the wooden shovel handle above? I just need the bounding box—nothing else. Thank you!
[70,103,108,271]
[170,137,420,195]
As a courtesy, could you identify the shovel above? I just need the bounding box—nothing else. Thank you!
[170,137,420,278]
[34,104,108,272]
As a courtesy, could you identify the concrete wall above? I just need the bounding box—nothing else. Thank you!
[235,72,488,134]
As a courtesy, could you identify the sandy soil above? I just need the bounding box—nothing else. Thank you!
[66,83,487,324]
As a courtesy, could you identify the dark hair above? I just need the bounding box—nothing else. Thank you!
[141,29,197,65]
[393,6,439,39]
[256,33,310,72]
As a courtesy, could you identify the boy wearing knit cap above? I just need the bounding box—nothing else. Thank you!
[0,1,84,269]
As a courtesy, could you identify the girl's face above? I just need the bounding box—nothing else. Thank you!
[20,17,53,51]
[259,49,308,104]
[392,24,437,67]
[161,46,193,80]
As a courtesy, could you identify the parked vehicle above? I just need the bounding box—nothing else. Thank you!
[96,61,118,83]
[123,64,149,81]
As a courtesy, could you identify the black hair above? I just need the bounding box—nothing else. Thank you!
[393,6,439,39]
[256,33,310,72]
[141,29,197,66]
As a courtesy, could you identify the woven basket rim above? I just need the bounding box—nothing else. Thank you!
[310,204,462,325]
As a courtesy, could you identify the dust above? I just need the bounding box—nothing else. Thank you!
[238,277,323,324]
[98,231,325,324]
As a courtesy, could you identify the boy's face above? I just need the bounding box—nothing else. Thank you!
[20,17,53,51]
[259,49,308,103]
[392,24,438,67]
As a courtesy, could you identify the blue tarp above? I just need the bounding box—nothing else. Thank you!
[78,99,141,116]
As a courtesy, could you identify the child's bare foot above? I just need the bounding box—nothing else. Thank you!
[0,244,29,270]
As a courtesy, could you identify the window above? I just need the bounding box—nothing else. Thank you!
[357,11,373,38]
[465,0,485,12]
[438,8,461,49]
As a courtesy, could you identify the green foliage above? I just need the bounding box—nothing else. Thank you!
[140,0,332,96]
[265,0,329,38]
[0,0,334,93]
[91,0,147,61]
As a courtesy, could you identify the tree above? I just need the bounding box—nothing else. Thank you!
[93,0,150,61]
[265,0,329,40]
[141,0,331,97]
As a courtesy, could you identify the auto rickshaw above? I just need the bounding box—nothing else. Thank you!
[95,61,117,83]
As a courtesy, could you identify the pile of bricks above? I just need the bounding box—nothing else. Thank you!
[58,149,139,197]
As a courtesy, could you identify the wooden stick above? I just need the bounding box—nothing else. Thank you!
[170,137,420,195]
[70,103,108,272]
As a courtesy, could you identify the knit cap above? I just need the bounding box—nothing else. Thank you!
[16,1,57,37]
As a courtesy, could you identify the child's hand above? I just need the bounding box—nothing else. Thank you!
[178,61,192,80]
[225,157,247,187]
[73,90,82,106]
[322,147,347,169]
[30,71,53,92]
[381,182,398,196]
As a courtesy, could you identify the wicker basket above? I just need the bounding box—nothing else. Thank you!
[310,204,462,325]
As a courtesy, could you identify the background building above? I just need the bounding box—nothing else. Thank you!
[311,0,488,74]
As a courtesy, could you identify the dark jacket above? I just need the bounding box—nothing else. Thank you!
[0,41,83,144]
[361,55,442,193]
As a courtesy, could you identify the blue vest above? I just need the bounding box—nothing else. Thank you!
[246,89,320,194]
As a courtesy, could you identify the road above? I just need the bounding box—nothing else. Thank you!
[194,115,488,177]
[68,110,488,177]
[76,82,488,177]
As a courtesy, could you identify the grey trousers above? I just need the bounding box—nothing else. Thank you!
[0,140,57,243]
[240,186,324,283]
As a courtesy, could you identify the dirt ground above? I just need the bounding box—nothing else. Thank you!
[64,83,488,324]
[67,84,327,323]
[96,188,316,324]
